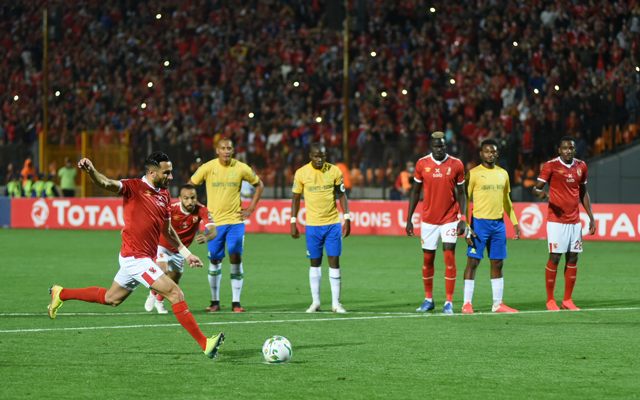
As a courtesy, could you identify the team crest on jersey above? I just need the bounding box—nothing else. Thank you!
[192,217,198,223]
[446,167,452,175]
[577,169,582,177]
[425,167,431,172]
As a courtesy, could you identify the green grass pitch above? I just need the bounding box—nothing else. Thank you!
[1,229,639,399]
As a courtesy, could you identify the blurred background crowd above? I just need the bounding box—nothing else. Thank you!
[1,0,640,199]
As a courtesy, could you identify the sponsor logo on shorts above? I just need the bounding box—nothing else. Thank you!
[470,248,476,254]
[149,267,157,274]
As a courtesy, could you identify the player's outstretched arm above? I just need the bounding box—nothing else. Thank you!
[78,158,121,193]
[239,178,264,220]
[533,180,548,200]
[405,181,422,236]
[580,183,596,235]
[291,193,301,239]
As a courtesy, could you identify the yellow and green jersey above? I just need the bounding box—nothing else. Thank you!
[292,162,343,226]
[467,164,518,225]
[191,158,260,226]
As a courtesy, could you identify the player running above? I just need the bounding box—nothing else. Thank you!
[189,137,264,312]
[462,139,521,313]
[406,131,466,314]
[48,152,224,359]
[533,136,596,311]
[144,183,217,314]
[291,143,351,313]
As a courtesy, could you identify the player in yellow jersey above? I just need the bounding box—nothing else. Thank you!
[291,143,351,313]
[189,138,264,312]
[462,139,521,314]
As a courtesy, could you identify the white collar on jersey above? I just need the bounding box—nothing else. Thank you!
[428,153,449,165]
[557,157,575,168]
[142,175,161,192]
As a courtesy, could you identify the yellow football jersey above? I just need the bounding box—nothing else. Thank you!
[292,162,343,226]
[191,158,260,226]
[467,164,518,225]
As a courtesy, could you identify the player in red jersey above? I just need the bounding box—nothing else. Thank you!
[406,132,467,314]
[48,152,225,359]
[533,136,596,311]
[144,183,217,314]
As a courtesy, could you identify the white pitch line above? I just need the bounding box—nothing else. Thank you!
[0,307,638,334]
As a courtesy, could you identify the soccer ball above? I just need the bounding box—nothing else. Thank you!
[262,335,292,363]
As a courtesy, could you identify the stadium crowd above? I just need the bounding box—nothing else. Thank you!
[1,0,640,193]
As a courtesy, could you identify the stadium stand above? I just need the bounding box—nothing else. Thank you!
[1,0,639,195]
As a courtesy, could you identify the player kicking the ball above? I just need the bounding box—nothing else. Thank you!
[406,132,466,314]
[533,136,596,311]
[48,152,224,359]
[144,183,217,314]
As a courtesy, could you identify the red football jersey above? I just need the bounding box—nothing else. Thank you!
[414,154,466,225]
[158,202,213,253]
[119,177,171,259]
[537,157,588,224]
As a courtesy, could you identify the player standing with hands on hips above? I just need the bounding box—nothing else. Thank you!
[48,152,225,358]
[406,132,467,314]
[463,139,521,314]
[291,143,351,313]
[189,138,263,312]
[144,183,218,314]
[533,136,596,311]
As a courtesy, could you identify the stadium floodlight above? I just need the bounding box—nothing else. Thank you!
[513,41,518,47]
[141,103,147,109]
[636,66,639,72]
[316,117,322,123]
[402,89,407,95]
[370,51,377,57]
[156,14,161,19]
[534,89,539,94]
[13,95,18,101]
[294,81,300,87]
[381,91,387,97]
[430,7,436,12]
[450,79,456,85]
[249,112,254,118]
[164,61,170,66]
[147,82,153,88]
[555,85,560,91]
[55,91,60,97]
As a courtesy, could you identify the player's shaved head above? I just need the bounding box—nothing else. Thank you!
[309,142,326,153]
[218,137,234,147]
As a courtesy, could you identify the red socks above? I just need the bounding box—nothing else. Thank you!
[422,252,435,299]
[59,287,107,305]
[172,301,207,350]
[564,263,577,301]
[443,250,456,303]
[545,261,558,302]
[151,290,164,301]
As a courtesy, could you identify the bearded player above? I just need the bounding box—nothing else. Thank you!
[406,132,466,314]
[144,183,218,313]
[533,136,596,311]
